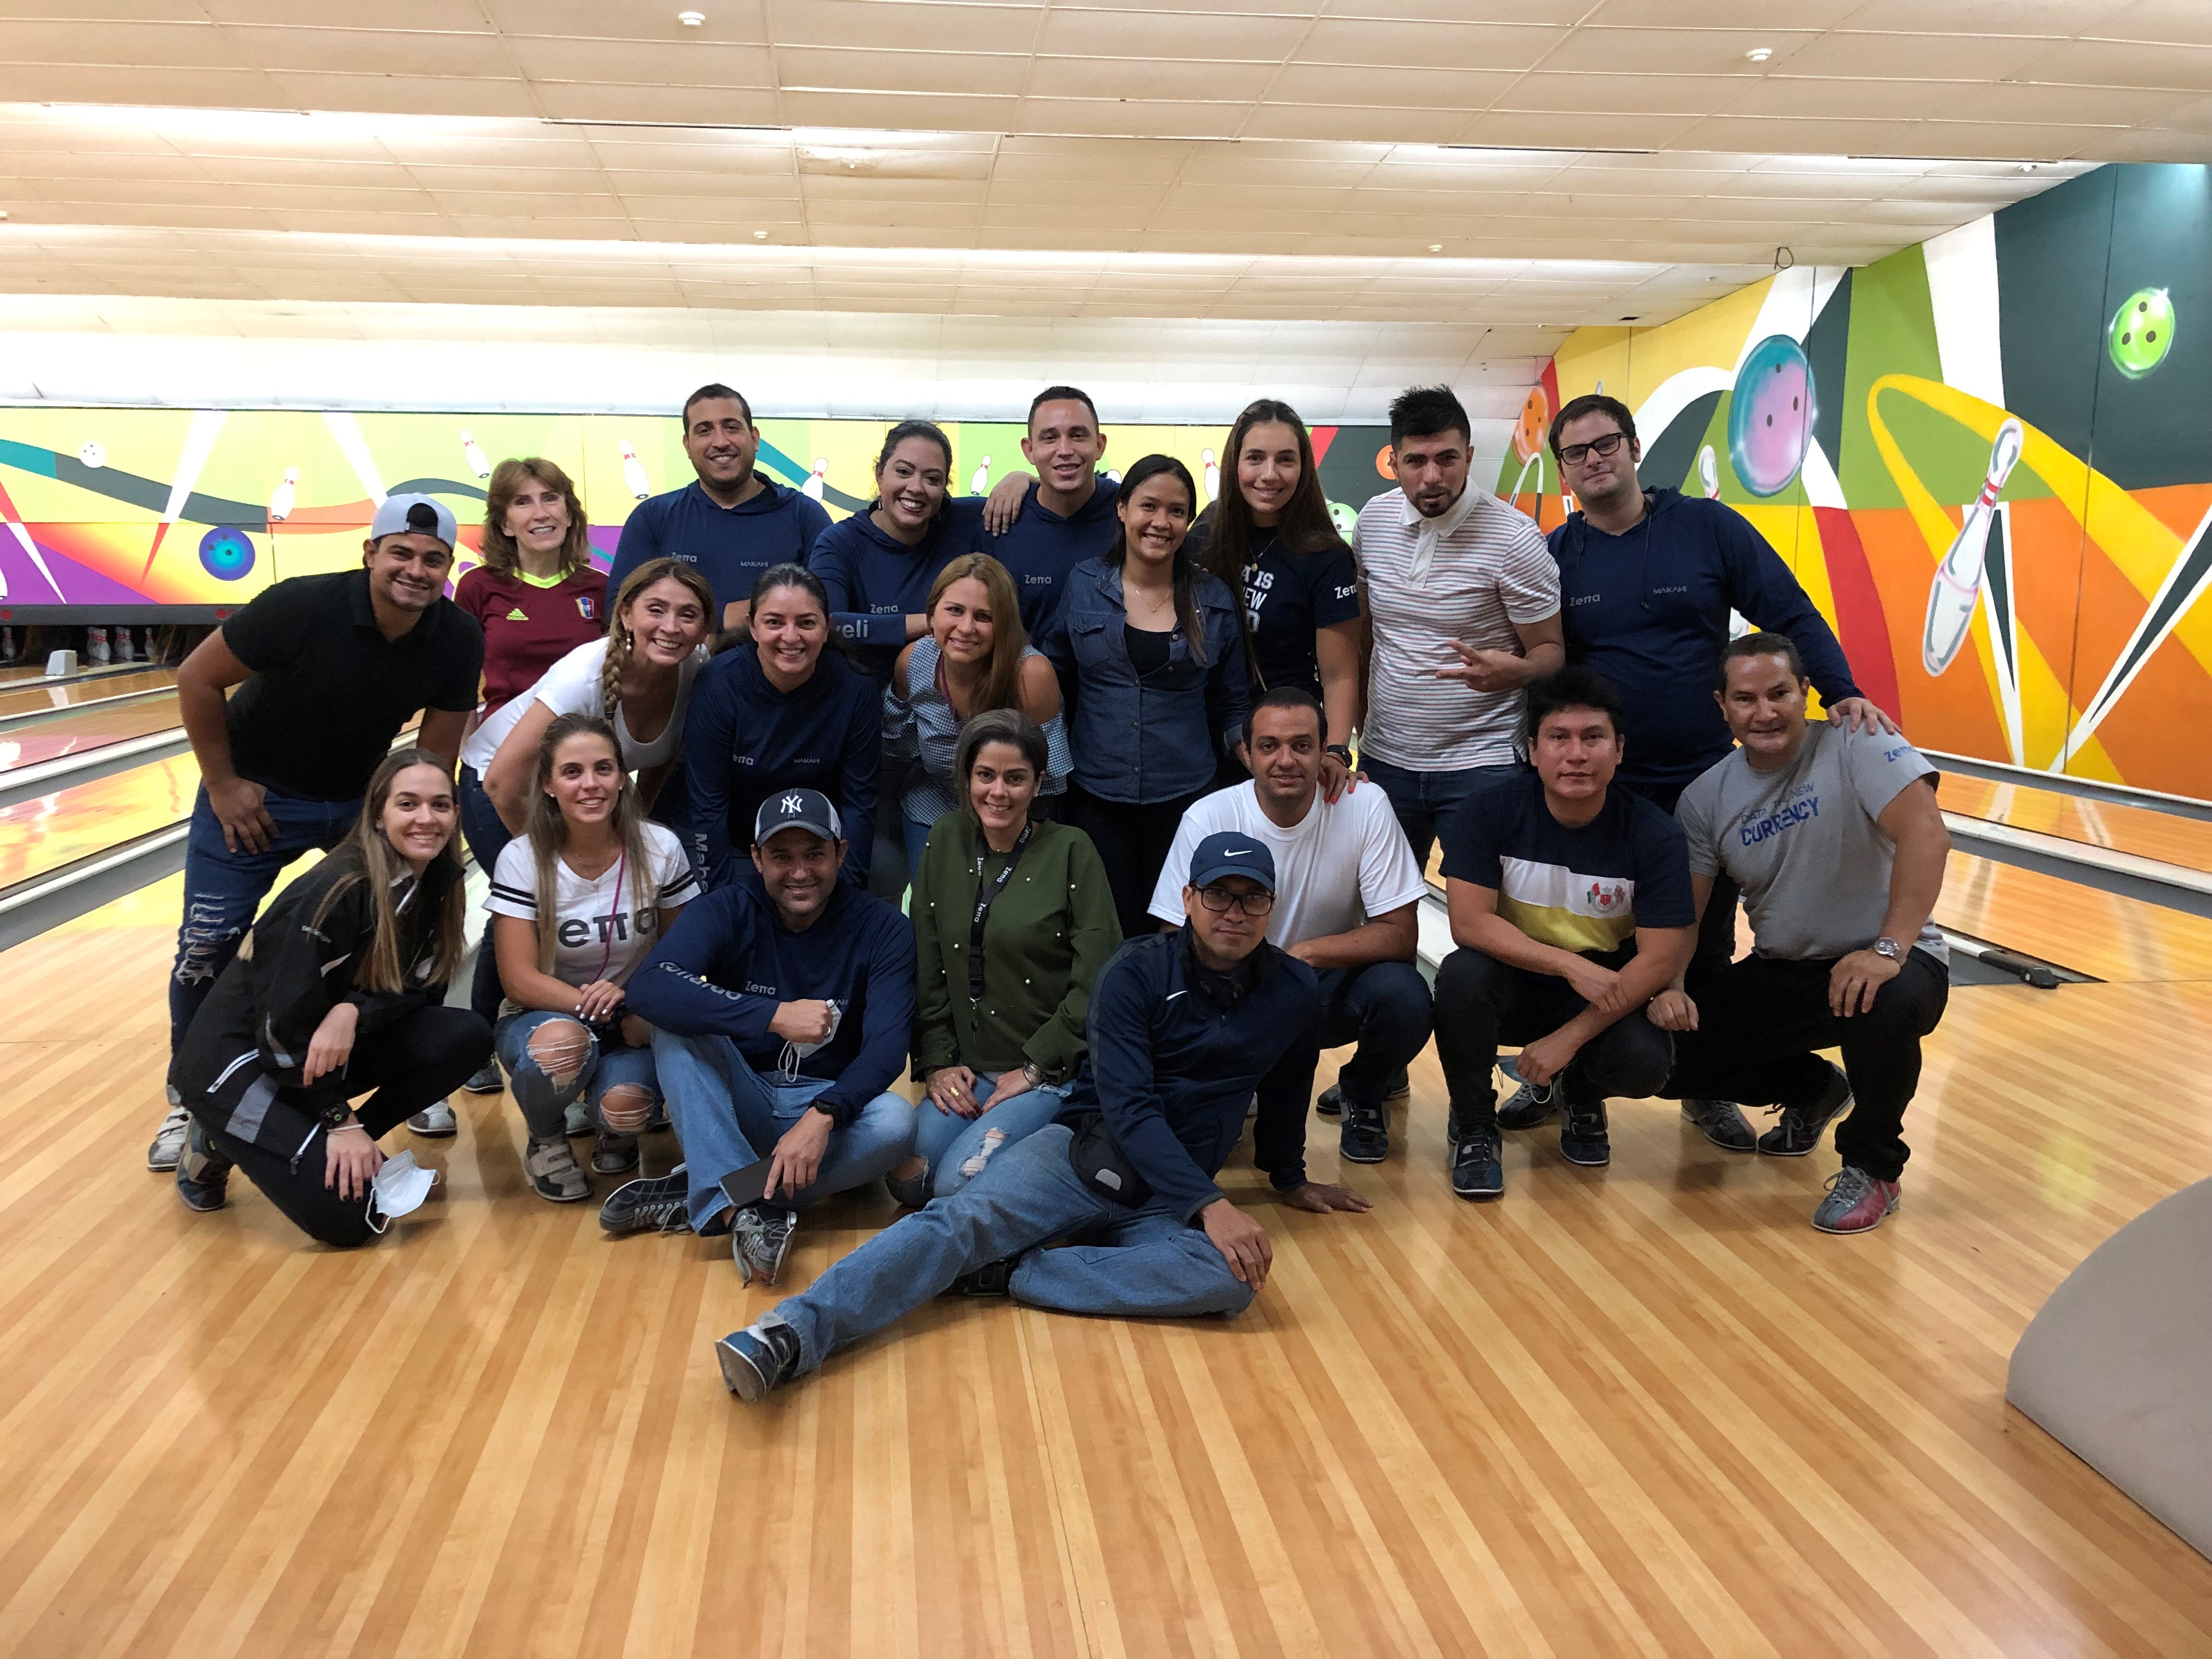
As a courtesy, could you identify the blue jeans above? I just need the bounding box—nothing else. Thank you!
[1314,961,1435,1109]
[494,1008,661,1141]
[457,763,514,1025]
[1361,755,1525,870]
[901,1072,1068,1203]
[763,1124,1253,1374]
[651,1029,916,1229]
[168,783,359,1077]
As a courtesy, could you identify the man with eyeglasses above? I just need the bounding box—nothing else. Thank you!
[1537,393,1894,1152]
[709,831,1373,1404]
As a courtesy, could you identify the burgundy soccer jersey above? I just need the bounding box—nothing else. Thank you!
[454,563,610,716]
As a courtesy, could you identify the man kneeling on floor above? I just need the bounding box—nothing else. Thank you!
[714,831,1372,1403]
[604,788,917,1284]
[1653,634,1950,1235]
[1431,667,1696,1199]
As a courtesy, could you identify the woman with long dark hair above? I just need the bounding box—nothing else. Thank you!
[171,750,490,1246]
[489,713,697,1201]
[1185,399,1363,794]
[1038,452,1250,936]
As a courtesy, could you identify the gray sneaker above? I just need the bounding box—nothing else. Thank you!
[461,1059,504,1094]
[146,1098,191,1172]
[732,1203,798,1287]
[524,1136,590,1203]
[407,1098,458,1136]
[590,1127,640,1176]
[563,1099,591,1137]
[1758,1064,1852,1157]
[1681,1097,1757,1152]
[600,1167,692,1235]
[1496,1080,1556,1131]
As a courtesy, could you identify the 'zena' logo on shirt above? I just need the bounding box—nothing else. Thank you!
[1586,881,1629,911]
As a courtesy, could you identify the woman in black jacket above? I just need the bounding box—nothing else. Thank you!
[171,749,492,1246]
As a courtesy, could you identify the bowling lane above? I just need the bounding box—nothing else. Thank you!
[0,692,180,776]
[1938,772,2212,876]
[0,668,175,720]
[0,752,199,889]
[1936,848,2212,983]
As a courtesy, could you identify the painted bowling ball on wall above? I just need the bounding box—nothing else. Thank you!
[1328,500,1359,539]
[198,526,256,582]
[2108,287,2174,380]
[1727,334,1815,498]
[1511,385,1549,463]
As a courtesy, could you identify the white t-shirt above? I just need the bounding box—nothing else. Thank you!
[461,637,708,776]
[1146,780,1427,947]
[1352,484,1559,771]
[486,821,699,989]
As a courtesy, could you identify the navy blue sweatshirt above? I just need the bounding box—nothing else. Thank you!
[1058,929,1319,1222]
[682,644,881,890]
[1548,488,1862,793]
[981,475,1121,637]
[627,874,913,1128]
[809,498,988,684]
[611,478,831,622]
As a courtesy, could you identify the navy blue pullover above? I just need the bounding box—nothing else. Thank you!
[981,475,1121,637]
[611,478,831,622]
[626,873,914,1129]
[1058,929,1320,1222]
[1548,488,1862,793]
[682,644,880,890]
[809,498,988,684]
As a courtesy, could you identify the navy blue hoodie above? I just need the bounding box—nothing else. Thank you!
[1548,488,1862,794]
[981,474,1121,637]
[611,478,831,622]
[682,644,880,890]
[809,497,988,684]
[626,873,914,1128]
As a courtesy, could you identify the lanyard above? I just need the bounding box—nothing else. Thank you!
[968,822,1032,1002]
[593,846,628,986]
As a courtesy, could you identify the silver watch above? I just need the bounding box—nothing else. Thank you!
[1021,1062,1045,1089]
[1872,936,1903,961]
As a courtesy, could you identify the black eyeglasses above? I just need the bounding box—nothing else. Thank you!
[1197,885,1274,917]
[1557,431,1627,466]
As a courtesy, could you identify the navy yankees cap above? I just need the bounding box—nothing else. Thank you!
[753,787,843,848]
[1188,830,1276,891]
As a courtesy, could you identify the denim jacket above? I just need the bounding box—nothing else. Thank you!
[1038,556,1250,804]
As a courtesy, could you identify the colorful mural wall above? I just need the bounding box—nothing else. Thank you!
[1498,161,2212,802]
[0,407,1395,612]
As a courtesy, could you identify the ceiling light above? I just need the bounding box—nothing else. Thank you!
[678,10,706,24]
[1429,244,1443,253]
[2019,161,2041,172]
[1745,47,1773,63]
[753,229,768,239]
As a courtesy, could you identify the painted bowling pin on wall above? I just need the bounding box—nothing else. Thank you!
[459,429,492,482]
[804,458,828,501]
[1201,447,1221,505]
[969,456,991,495]
[1922,417,2024,676]
[268,467,297,523]
[620,442,652,501]
[1728,335,1816,498]
[1699,445,1720,499]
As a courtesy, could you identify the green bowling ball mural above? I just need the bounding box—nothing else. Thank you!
[2108,287,2174,380]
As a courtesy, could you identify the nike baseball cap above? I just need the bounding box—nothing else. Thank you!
[1188,830,1276,892]
[368,493,458,550]
[754,787,843,848]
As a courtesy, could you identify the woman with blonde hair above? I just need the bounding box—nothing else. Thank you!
[488,713,698,1201]
[171,750,490,1246]
[885,551,1068,872]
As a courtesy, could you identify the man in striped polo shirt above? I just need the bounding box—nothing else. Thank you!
[1352,385,1564,871]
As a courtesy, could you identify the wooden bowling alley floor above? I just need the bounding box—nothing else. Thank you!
[3,878,2211,1658]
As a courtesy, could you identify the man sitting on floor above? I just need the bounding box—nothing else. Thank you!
[606,789,917,1285]
[1431,667,1696,1199]
[712,832,1373,1403]
[1147,686,1432,1165]
[1654,633,1951,1235]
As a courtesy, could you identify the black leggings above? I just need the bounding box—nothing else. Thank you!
[1062,783,1207,939]
[1432,947,1675,1130]
[206,1006,490,1249]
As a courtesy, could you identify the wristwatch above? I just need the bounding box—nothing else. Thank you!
[1872,936,1903,961]
[1325,743,1353,765]
[1021,1062,1045,1090]
[810,1100,838,1120]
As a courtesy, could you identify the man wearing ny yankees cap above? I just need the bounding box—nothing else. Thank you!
[712,829,1373,1405]
[607,788,917,1288]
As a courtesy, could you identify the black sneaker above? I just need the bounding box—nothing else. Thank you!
[1449,1125,1504,1200]
[1758,1063,1852,1157]
[1316,1066,1410,1117]
[732,1202,798,1287]
[943,1256,1017,1297]
[600,1166,691,1235]
[460,1059,504,1094]
[1681,1097,1757,1152]
[1496,1079,1557,1130]
[1559,1096,1611,1167]
[715,1322,802,1403]
[175,1119,232,1213]
[1338,1096,1390,1164]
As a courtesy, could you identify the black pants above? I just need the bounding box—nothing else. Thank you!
[1622,774,1739,989]
[1063,783,1207,939]
[1431,947,1674,1132]
[206,1006,490,1249]
[1665,950,1948,1182]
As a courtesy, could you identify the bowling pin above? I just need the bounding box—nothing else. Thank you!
[1201,447,1220,505]
[620,441,652,501]
[86,626,110,666]
[803,458,828,502]
[460,429,492,482]
[1699,445,1720,500]
[969,456,991,496]
[268,466,297,523]
[1921,418,2024,676]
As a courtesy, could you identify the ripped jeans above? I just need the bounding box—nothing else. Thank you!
[167,783,359,1085]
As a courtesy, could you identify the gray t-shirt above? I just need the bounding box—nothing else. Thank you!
[1675,723,1946,965]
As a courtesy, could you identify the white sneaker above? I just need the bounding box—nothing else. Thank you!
[408,1099,458,1136]
[147,1098,191,1171]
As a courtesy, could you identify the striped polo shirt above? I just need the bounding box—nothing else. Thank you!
[1352,483,1560,771]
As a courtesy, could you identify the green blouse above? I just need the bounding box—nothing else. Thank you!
[909,814,1121,1084]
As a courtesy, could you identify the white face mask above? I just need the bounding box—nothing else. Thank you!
[366,1150,438,1233]
[776,999,843,1079]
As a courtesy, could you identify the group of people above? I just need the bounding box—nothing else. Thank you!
[142,376,1954,1403]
